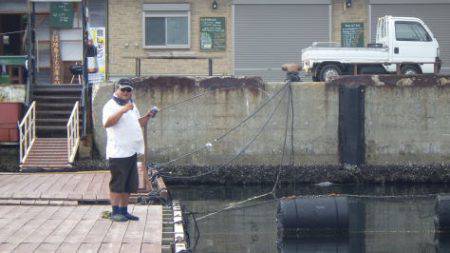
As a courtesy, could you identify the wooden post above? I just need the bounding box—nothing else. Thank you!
[50,30,62,84]
[353,64,358,75]
[143,124,151,191]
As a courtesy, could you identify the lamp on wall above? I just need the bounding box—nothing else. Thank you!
[212,0,218,10]
[345,0,352,8]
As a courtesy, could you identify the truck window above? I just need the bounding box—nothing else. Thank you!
[395,21,432,42]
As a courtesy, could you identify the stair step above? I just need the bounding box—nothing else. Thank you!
[37,126,68,131]
[37,103,81,109]
[33,96,81,101]
[21,163,72,168]
[37,110,72,115]
[33,87,82,93]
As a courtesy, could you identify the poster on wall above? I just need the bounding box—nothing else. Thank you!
[341,22,364,47]
[200,17,226,51]
[88,27,106,84]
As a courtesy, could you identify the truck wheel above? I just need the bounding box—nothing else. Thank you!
[319,64,341,82]
[401,65,421,76]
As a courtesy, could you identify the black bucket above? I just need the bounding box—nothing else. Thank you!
[277,196,349,238]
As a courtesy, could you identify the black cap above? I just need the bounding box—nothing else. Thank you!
[117,78,133,90]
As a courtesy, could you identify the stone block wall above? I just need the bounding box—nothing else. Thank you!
[108,0,233,78]
[332,0,370,45]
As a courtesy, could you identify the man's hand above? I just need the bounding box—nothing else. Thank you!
[121,103,134,113]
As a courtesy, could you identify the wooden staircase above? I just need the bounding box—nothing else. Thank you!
[33,84,83,137]
[19,85,82,170]
[20,138,71,168]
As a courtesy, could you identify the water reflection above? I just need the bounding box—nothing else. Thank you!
[171,184,450,253]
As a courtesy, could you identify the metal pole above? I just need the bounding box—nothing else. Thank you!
[208,58,213,76]
[25,1,32,106]
[81,0,88,137]
[135,58,141,77]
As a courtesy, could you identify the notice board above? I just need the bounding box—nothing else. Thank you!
[50,2,74,29]
[200,17,226,51]
[341,22,364,47]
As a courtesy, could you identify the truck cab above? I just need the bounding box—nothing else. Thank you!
[301,16,441,82]
[377,16,440,74]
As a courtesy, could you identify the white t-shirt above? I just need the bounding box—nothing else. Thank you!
[102,99,145,159]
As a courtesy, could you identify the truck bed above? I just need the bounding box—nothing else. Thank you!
[302,46,390,64]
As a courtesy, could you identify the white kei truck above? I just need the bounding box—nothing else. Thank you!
[301,16,442,82]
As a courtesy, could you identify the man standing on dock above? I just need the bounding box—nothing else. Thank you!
[102,78,156,222]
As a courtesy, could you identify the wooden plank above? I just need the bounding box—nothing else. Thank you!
[83,173,104,200]
[98,173,111,201]
[122,205,148,243]
[59,205,104,253]
[41,174,73,199]
[52,174,77,199]
[0,206,37,241]
[13,242,41,253]
[99,243,122,253]
[45,206,91,244]
[141,243,162,253]
[33,174,63,198]
[143,206,163,245]
[13,174,48,199]
[60,174,83,199]
[102,212,130,243]
[78,243,102,252]
[34,242,60,253]
[120,242,142,253]
[0,175,22,198]
[24,206,76,244]
[72,173,94,200]
[10,175,39,198]
[5,206,60,244]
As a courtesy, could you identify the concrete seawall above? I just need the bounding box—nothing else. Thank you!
[92,77,339,167]
[92,75,450,184]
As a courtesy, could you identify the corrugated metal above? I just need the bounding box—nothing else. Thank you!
[233,0,331,4]
[370,4,450,73]
[234,4,330,81]
[370,0,450,4]
[87,0,106,27]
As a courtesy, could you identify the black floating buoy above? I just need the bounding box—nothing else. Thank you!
[435,195,450,232]
[277,196,349,238]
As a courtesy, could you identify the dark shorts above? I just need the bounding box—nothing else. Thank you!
[108,153,138,193]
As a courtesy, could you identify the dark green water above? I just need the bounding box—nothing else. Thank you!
[171,183,450,253]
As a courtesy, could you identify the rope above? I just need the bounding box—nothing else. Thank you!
[158,84,289,180]
[154,82,290,168]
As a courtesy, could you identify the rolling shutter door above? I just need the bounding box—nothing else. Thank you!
[370,4,450,73]
[234,4,330,81]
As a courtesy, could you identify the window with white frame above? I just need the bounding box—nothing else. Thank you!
[143,4,190,48]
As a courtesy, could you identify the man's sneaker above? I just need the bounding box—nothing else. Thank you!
[111,213,128,222]
[120,206,139,221]
[123,212,139,221]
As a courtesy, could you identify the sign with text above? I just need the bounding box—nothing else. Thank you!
[200,17,226,51]
[341,22,364,47]
[50,2,74,29]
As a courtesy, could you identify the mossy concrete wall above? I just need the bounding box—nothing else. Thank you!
[92,77,340,167]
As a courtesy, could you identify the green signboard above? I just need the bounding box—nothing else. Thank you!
[200,17,226,51]
[341,22,364,47]
[50,2,74,29]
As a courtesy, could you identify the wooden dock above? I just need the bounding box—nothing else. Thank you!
[0,172,140,203]
[0,172,169,253]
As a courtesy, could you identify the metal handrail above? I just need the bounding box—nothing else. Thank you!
[67,101,80,163]
[18,101,36,163]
